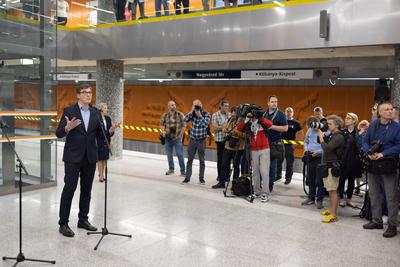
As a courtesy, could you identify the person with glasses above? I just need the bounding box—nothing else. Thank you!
[338,113,362,208]
[56,84,118,238]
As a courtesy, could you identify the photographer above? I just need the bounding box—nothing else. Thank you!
[301,116,324,209]
[212,107,244,189]
[362,102,400,238]
[160,100,186,176]
[318,115,345,223]
[237,110,279,203]
[338,113,363,208]
[182,99,211,184]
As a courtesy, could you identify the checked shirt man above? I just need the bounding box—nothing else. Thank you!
[182,99,211,184]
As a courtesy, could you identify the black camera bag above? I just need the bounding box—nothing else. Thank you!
[270,141,284,161]
[368,158,398,175]
[232,176,251,196]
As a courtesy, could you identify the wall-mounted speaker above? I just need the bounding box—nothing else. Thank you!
[320,10,329,39]
[374,79,391,102]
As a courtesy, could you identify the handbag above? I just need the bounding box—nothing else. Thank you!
[368,158,398,175]
[317,163,329,178]
[331,161,341,177]
[270,141,284,161]
[124,8,132,21]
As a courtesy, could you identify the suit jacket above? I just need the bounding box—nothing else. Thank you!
[56,103,102,164]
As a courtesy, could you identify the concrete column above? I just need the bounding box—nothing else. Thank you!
[392,45,400,108]
[98,0,116,24]
[96,59,124,159]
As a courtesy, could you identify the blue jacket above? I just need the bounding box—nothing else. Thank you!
[362,120,400,157]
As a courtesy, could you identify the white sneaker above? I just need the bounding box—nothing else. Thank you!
[261,194,269,203]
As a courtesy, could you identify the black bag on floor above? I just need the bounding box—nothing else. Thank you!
[359,190,372,221]
[232,176,251,196]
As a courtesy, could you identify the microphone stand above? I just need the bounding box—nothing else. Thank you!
[1,123,56,266]
[87,108,132,250]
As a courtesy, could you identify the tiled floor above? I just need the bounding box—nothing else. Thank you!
[1,150,399,267]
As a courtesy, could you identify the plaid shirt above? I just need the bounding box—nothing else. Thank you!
[212,111,231,142]
[184,111,211,139]
[160,111,185,140]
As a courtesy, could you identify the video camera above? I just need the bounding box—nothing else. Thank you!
[237,104,264,120]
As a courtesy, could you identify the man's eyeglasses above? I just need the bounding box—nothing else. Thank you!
[80,91,92,95]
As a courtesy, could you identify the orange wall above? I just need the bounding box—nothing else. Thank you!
[55,85,374,151]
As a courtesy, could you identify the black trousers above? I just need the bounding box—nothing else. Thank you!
[215,141,225,179]
[175,0,189,14]
[220,149,244,183]
[277,144,295,181]
[338,175,356,200]
[59,157,96,225]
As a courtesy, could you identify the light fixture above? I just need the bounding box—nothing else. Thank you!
[20,59,34,65]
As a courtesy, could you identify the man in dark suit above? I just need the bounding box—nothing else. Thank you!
[56,84,117,237]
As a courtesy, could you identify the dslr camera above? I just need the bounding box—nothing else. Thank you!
[368,140,383,155]
[309,121,328,132]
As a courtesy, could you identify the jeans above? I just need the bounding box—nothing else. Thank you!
[277,144,295,181]
[185,138,205,181]
[306,156,324,201]
[369,172,399,226]
[202,0,210,11]
[131,0,145,20]
[165,138,185,172]
[155,0,170,17]
[215,141,225,179]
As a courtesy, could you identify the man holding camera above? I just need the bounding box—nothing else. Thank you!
[212,100,231,181]
[263,95,288,192]
[160,100,186,176]
[362,102,400,238]
[182,99,211,184]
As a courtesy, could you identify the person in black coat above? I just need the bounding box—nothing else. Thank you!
[96,102,116,182]
[56,84,117,238]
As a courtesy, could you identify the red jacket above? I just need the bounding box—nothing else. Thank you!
[237,118,272,151]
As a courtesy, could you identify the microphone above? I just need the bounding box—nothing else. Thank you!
[0,120,8,129]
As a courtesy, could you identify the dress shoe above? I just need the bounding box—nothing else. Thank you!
[59,224,75,237]
[211,183,225,189]
[284,179,291,185]
[363,221,383,230]
[383,225,398,238]
[199,179,206,185]
[77,220,97,231]
[181,178,190,184]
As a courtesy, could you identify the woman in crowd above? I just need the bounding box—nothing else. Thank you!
[318,115,345,223]
[97,103,114,182]
[338,113,363,208]
[212,107,244,189]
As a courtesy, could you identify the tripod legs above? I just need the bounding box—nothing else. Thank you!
[88,228,132,250]
[3,252,56,266]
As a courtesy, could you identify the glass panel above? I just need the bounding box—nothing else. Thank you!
[0,0,56,48]
[58,0,290,28]
[0,0,58,195]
